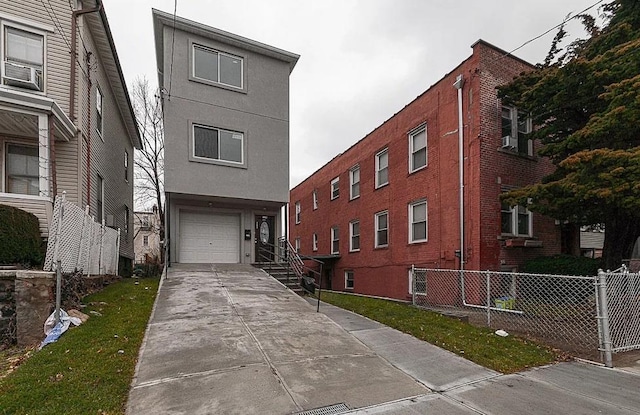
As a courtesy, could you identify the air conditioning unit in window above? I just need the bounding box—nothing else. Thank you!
[3,61,43,91]
[501,135,517,149]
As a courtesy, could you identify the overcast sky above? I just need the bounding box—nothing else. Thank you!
[103,0,601,188]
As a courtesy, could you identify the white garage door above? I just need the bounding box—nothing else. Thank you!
[179,211,240,263]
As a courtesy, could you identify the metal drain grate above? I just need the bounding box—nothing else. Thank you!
[294,403,350,415]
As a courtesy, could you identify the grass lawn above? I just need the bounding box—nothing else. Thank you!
[318,291,561,373]
[0,277,159,415]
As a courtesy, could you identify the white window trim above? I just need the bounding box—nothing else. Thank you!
[1,20,47,94]
[295,201,301,224]
[502,204,533,237]
[295,237,301,253]
[97,174,104,224]
[375,210,389,248]
[3,141,40,196]
[331,226,339,254]
[124,150,129,183]
[312,233,318,251]
[191,123,245,165]
[375,148,389,189]
[409,124,427,173]
[192,43,244,90]
[345,270,354,290]
[409,199,428,243]
[124,205,130,235]
[313,189,318,210]
[349,165,360,200]
[331,177,340,200]
[501,105,533,156]
[96,86,104,140]
[349,220,360,252]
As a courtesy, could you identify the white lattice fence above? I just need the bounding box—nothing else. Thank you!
[44,193,120,275]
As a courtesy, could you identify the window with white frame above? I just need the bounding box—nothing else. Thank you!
[143,235,149,246]
[375,210,388,247]
[409,124,427,172]
[501,106,532,156]
[3,26,44,91]
[345,270,354,290]
[5,143,39,196]
[193,44,243,89]
[375,148,389,188]
[349,220,360,252]
[409,199,427,243]
[295,237,301,253]
[124,150,129,182]
[331,177,339,200]
[295,201,301,224]
[193,124,243,164]
[313,189,318,210]
[312,233,318,251]
[349,165,360,199]
[96,87,103,137]
[501,201,532,237]
[331,226,339,254]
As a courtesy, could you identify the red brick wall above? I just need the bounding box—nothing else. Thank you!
[290,41,562,301]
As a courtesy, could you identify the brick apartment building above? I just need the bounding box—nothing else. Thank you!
[289,40,566,301]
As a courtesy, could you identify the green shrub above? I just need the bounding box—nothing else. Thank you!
[0,204,44,266]
[523,254,601,276]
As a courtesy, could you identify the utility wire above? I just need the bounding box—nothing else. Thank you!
[167,0,178,99]
[507,0,605,56]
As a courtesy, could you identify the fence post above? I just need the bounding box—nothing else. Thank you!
[596,269,613,368]
[99,219,105,275]
[486,271,491,327]
[52,192,65,324]
[115,228,121,275]
[411,265,416,305]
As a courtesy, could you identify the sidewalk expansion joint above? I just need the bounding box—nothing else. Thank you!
[219,276,304,412]
[131,361,268,389]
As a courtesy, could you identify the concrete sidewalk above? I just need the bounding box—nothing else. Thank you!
[127,264,640,414]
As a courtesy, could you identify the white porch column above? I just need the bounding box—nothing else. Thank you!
[38,113,50,198]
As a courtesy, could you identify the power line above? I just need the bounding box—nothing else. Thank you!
[507,0,605,56]
[39,0,89,78]
[167,0,178,99]
[40,0,72,51]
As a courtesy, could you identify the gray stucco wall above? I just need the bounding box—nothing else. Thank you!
[162,25,291,204]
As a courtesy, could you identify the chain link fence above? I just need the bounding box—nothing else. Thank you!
[411,267,599,357]
[601,268,640,354]
[44,193,120,275]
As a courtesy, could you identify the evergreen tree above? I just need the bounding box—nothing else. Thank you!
[499,0,640,269]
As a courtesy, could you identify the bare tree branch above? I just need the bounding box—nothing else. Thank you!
[131,76,165,239]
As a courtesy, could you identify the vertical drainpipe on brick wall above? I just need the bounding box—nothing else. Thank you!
[454,74,465,271]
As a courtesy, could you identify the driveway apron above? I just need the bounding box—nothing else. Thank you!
[126,264,427,414]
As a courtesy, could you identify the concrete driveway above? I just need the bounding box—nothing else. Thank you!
[127,264,640,414]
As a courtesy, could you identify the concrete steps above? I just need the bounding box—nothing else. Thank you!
[253,263,303,295]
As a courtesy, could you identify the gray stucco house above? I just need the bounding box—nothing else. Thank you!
[152,9,299,264]
[0,0,141,268]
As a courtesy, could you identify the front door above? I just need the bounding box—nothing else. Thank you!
[255,215,275,262]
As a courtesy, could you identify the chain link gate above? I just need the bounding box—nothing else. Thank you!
[596,267,640,366]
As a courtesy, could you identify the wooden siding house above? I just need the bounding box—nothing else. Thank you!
[0,0,141,267]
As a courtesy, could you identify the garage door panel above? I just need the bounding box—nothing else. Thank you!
[179,212,240,263]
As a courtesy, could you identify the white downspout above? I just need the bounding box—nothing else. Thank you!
[454,74,465,271]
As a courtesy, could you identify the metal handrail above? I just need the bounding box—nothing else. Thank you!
[257,237,325,312]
